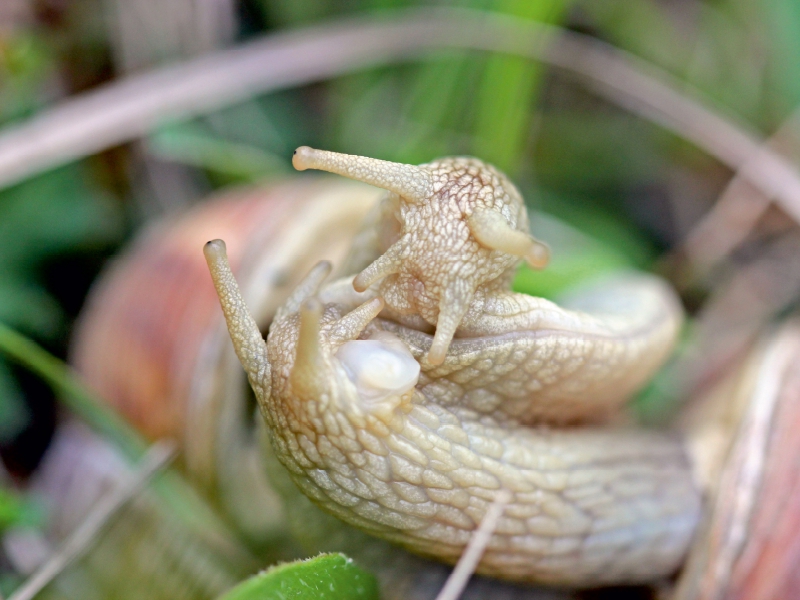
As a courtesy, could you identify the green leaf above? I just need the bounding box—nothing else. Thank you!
[0,32,56,123]
[219,554,379,600]
[0,322,146,461]
[0,164,122,271]
[0,277,63,338]
[763,0,800,116]
[0,321,260,559]
[0,489,26,531]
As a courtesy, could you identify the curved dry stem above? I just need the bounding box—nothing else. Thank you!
[1,8,798,225]
[676,107,800,281]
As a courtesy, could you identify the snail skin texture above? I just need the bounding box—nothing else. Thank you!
[204,148,702,587]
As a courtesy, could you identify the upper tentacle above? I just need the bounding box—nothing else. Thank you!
[467,209,550,269]
[293,146,433,203]
[203,240,271,399]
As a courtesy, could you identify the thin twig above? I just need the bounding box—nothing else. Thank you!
[0,9,799,223]
[434,489,512,600]
[7,441,176,600]
[534,30,800,223]
[676,106,800,280]
[0,323,257,561]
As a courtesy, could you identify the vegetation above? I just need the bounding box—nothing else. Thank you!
[0,0,798,597]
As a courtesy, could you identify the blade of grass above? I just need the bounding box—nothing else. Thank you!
[0,322,258,563]
[472,0,572,173]
[433,490,511,600]
[7,442,176,600]
[0,322,145,460]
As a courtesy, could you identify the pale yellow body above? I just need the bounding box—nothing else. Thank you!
[204,148,701,586]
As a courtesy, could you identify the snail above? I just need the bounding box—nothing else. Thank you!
[204,147,701,586]
[61,148,800,600]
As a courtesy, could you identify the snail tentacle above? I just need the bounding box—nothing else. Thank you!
[277,259,332,320]
[292,146,433,203]
[467,208,550,269]
[328,296,385,349]
[427,277,475,366]
[203,239,271,398]
[353,240,405,293]
[290,298,327,401]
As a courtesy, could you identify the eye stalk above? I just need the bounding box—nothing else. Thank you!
[203,239,272,398]
[292,146,433,204]
[293,147,549,365]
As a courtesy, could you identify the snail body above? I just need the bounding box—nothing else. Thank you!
[204,148,702,586]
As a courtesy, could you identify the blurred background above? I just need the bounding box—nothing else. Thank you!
[0,0,799,598]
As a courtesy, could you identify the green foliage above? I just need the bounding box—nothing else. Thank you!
[762,0,800,118]
[512,209,651,298]
[471,0,571,173]
[0,31,55,123]
[0,360,29,443]
[147,94,314,185]
[0,165,122,443]
[219,554,379,600]
[0,322,145,460]
[0,487,43,531]
[582,0,800,129]
[330,0,577,174]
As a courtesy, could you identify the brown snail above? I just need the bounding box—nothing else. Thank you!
[62,149,800,599]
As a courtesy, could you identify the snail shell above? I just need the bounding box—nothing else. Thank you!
[675,322,800,600]
[71,177,382,538]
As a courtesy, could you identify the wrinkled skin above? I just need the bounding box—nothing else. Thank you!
[204,148,701,587]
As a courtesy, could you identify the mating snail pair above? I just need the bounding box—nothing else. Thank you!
[64,147,800,599]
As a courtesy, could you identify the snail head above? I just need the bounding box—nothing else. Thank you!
[204,243,420,438]
[292,147,549,365]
